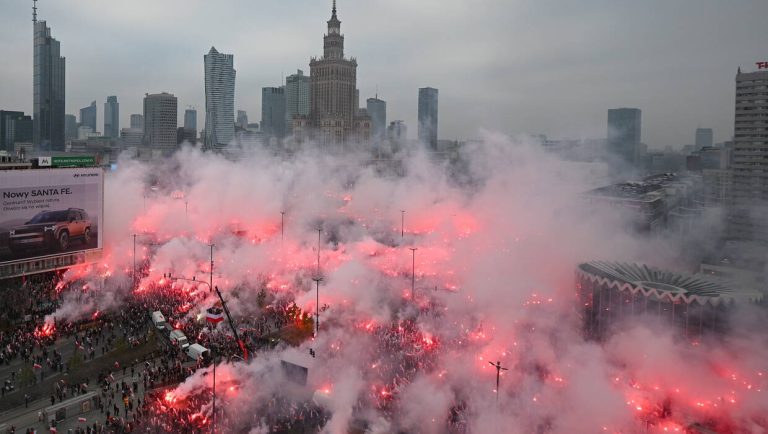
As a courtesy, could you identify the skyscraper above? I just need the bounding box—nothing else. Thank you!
[607,108,642,165]
[299,1,370,149]
[33,10,65,151]
[261,87,286,139]
[80,101,97,132]
[366,97,386,144]
[104,96,119,139]
[418,87,439,150]
[130,114,144,130]
[0,111,33,152]
[285,69,310,135]
[184,108,197,131]
[729,67,768,243]
[236,110,248,130]
[143,92,178,150]
[64,114,77,140]
[204,47,236,149]
[695,128,713,149]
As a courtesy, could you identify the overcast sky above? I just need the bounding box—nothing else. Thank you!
[1,0,766,147]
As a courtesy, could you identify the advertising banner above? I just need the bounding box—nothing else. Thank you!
[0,168,103,265]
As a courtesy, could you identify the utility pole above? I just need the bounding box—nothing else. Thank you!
[312,277,322,336]
[409,247,417,299]
[489,361,508,404]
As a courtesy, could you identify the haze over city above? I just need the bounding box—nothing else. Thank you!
[1,0,767,146]
[0,1,767,434]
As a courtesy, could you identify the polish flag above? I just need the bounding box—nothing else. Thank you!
[78,417,87,422]
[33,363,42,369]
[206,307,225,325]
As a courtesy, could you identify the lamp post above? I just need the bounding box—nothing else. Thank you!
[132,234,137,290]
[409,247,417,299]
[281,211,285,241]
[316,227,322,274]
[312,277,322,336]
[401,210,405,238]
[489,361,508,404]
[209,244,214,293]
[212,344,216,434]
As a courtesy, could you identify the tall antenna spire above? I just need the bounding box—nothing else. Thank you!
[332,0,337,15]
[32,0,37,23]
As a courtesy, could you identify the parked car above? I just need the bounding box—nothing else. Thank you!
[8,208,93,253]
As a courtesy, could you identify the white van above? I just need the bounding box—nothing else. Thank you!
[185,343,209,361]
[151,311,166,330]
[169,329,190,349]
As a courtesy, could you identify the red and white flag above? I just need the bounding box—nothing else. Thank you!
[78,417,87,423]
[206,307,225,325]
[33,363,42,369]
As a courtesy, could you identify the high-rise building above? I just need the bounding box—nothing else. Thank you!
[418,87,439,150]
[64,114,77,140]
[0,111,33,152]
[33,14,66,151]
[184,109,197,131]
[296,1,371,149]
[236,110,248,130]
[261,87,286,139]
[729,67,768,243]
[695,128,713,149]
[204,47,236,149]
[366,97,386,144]
[104,96,119,139]
[285,69,310,135]
[130,114,144,130]
[120,128,143,148]
[143,92,178,150]
[607,108,642,165]
[80,101,97,132]
[388,120,407,145]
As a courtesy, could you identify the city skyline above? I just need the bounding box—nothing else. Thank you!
[1,0,767,146]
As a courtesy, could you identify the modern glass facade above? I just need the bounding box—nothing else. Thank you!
[418,87,438,150]
[33,20,65,151]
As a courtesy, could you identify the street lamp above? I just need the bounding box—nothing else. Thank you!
[281,211,285,241]
[312,277,322,336]
[401,210,405,238]
[316,227,322,274]
[489,361,508,404]
[409,247,418,299]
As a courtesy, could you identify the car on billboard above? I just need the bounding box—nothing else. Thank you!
[7,208,93,253]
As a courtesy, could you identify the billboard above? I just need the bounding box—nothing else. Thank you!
[0,168,103,269]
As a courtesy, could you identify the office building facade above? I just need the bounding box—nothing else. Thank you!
[285,70,310,135]
[33,19,65,151]
[130,114,144,130]
[366,97,386,144]
[0,111,33,152]
[695,128,713,149]
[64,114,77,140]
[729,67,768,243]
[184,109,197,132]
[262,87,286,139]
[418,87,438,150]
[204,47,236,149]
[104,96,119,139]
[143,92,178,150]
[80,101,97,132]
[607,108,642,165]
